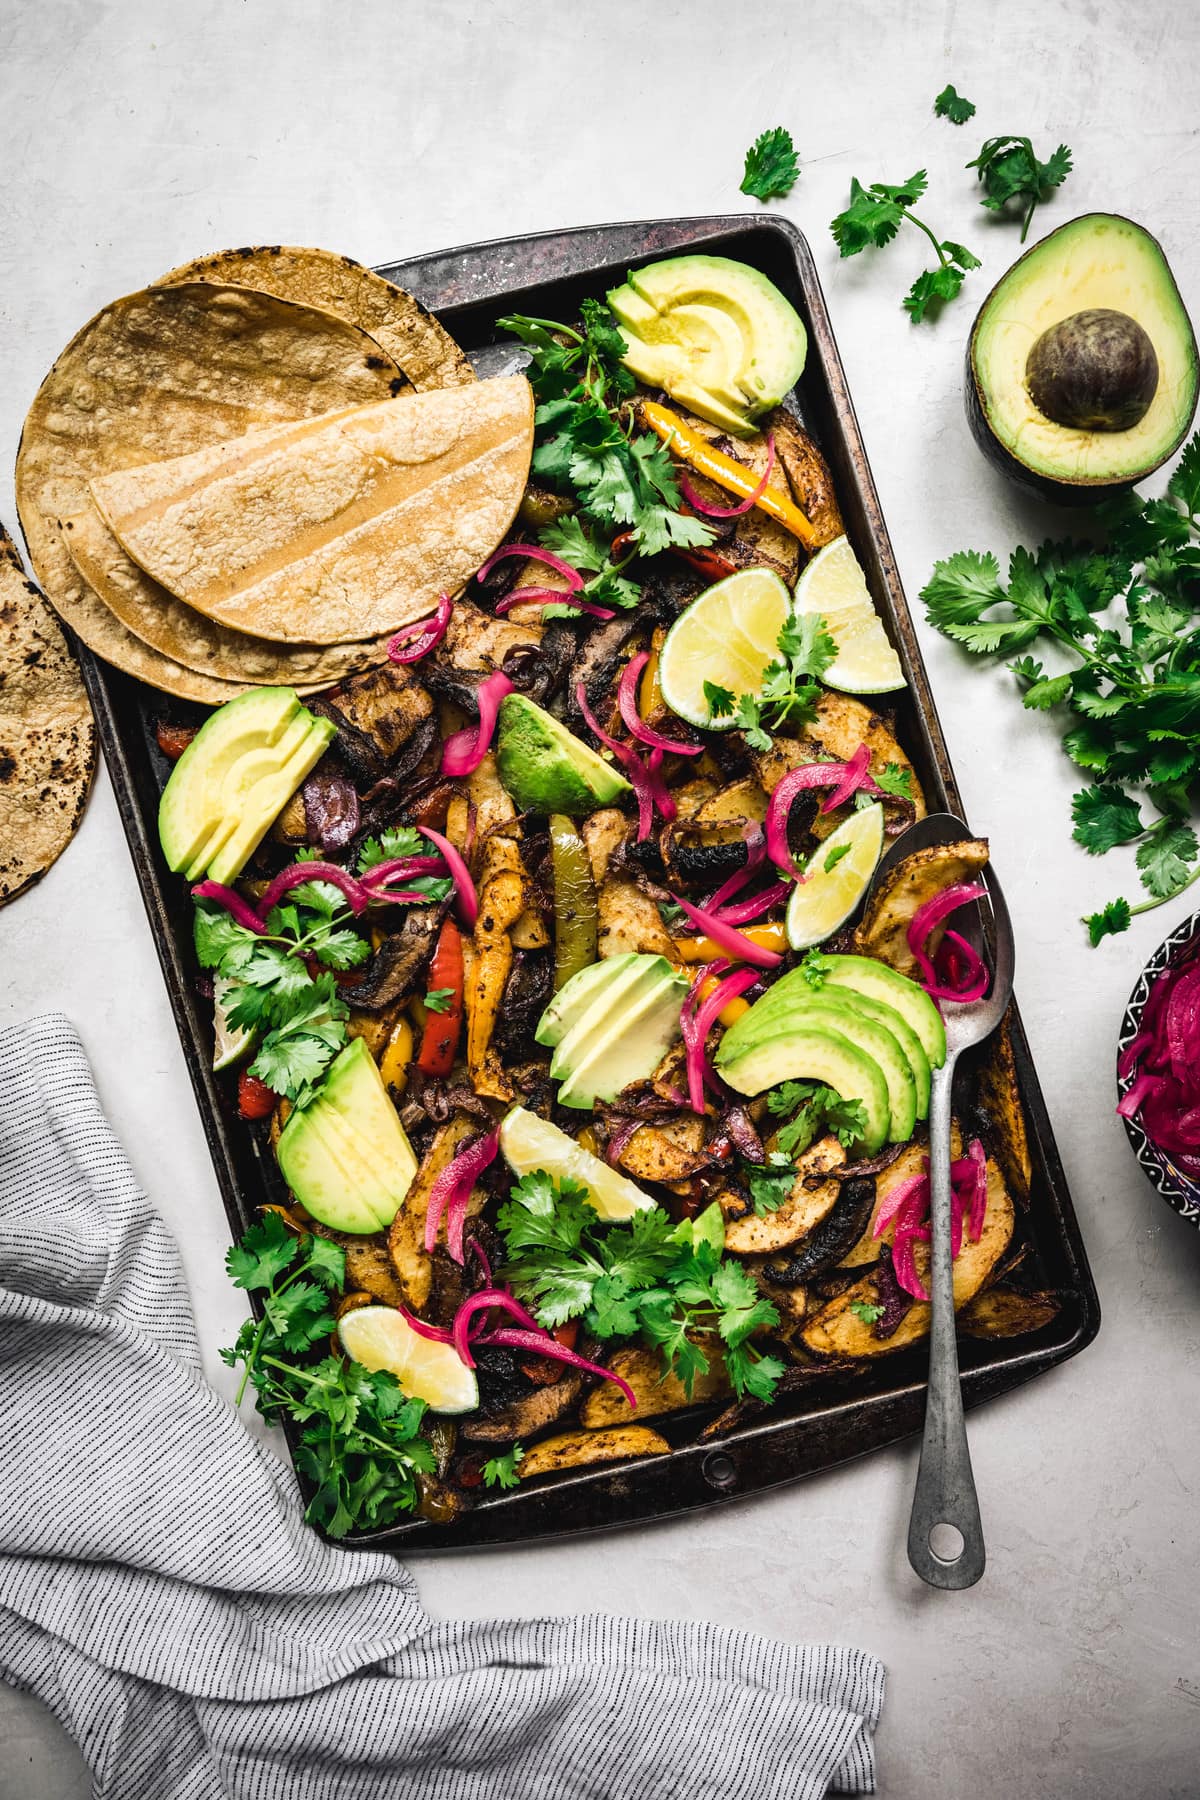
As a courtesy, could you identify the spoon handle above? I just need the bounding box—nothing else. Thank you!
[906,1057,986,1589]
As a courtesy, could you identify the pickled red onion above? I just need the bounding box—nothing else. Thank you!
[441,671,514,778]
[677,433,776,519]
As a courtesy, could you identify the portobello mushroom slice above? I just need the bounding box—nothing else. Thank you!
[579,1341,730,1428]
[310,663,434,785]
[460,1369,585,1443]
[492,949,553,1063]
[722,1134,846,1256]
[517,1425,671,1480]
[958,1286,1060,1339]
[562,612,645,728]
[349,907,442,1012]
[976,1010,1032,1200]
[758,1176,877,1284]
[801,1153,1015,1358]
[852,838,989,976]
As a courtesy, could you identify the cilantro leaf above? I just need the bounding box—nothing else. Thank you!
[798,950,830,988]
[934,84,975,124]
[1071,785,1144,855]
[850,1300,886,1324]
[824,841,853,872]
[967,135,1072,241]
[1168,436,1200,520]
[1084,897,1132,946]
[482,1445,524,1490]
[226,1210,300,1291]
[704,680,736,718]
[424,987,454,1013]
[831,171,976,319]
[357,826,423,873]
[747,1152,796,1216]
[1136,820,1199,900]
[740,126,800,201]
[904,263,967,323]
[876,763,914,799]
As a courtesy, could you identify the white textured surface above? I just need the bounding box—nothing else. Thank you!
[2,1,1199,1794]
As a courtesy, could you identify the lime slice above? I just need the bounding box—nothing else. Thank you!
[337,1306,479,1414]
[499,1105,654,1221]
[785,802,885,950]
[212,977,255,1072]
[793,537,905,695]
[658,568,792,728]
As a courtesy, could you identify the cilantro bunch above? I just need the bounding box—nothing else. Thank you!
[497,301,714,560]
[498,1173,785,1402]
[921,435,1200,943]
[830,171,980,324]
[220,1213,434,1537]
[704,611,839,749]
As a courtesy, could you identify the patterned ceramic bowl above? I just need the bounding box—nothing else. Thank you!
[1116,909,1200,1230]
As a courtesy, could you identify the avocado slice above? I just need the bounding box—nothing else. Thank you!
[730,984,930,1125]
[548,956,677,1078]
[967,213,1199,501]
[718,1026,891,1155]
[535,953,640,1049]
[726,992,915,1143]
[607,254,807,437]
[276,1037,418,1233]
[744,955,946,1071]
[495,693,630,815]
[159,685,335,884]
[556,965,688,1109]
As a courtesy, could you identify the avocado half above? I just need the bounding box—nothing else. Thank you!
[966,213,1199,504]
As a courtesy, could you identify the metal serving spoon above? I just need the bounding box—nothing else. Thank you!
[866,811,1014,1590]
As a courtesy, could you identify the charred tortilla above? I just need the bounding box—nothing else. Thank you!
[89,376,535,644]
[15,281,405,696]
[0,527,95,904]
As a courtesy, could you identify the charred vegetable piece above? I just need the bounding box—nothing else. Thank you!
[416,919,465,1077]
[517,1425,671,1480]
[467,834,532,1100]
[976,1010,1032,1200]
[387,1112,479,1309]
[759,1175,877,1283]
[350,908,442,1012]
[579,1342,730,1428]
[958,1286,1060,1338]
[237,1069,277,1120]
[460,1369,585,1442]
[550,813,599,989]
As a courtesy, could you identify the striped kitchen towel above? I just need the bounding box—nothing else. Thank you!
[0,1014,884,1799]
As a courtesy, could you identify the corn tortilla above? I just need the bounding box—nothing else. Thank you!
[90,376,535,644]
[15,282,406,697]
[0,527,96,904]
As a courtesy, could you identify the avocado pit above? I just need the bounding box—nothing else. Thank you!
[1025,307,1159,432]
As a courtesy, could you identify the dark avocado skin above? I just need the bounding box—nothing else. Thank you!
[964,212,1199,506]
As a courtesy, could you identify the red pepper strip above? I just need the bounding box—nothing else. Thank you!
[416,919,465,1078]
[237,1070,277,1120]
[674,545,739,583]
[520,1320,581,1384]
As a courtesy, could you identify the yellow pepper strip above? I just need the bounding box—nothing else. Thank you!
[673,922,788,963]
[697,974,751,1028]
[577,1125,602,1159]
[640,627,665,718]
[639,399,820,551]
[378,1016,414,1095]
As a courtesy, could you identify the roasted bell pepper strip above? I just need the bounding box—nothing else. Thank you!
[549,813,598,991]
[673,921,788,962]
[673,545,740,583]
[639,399,820,551]
[237,1069,277,1120]
[416,919,464,1077]
[155,720,197,762]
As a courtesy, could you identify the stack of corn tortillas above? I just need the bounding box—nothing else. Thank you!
[15,245,533,704]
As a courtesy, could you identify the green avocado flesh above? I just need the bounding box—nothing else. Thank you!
[607,254,807,437]
[724,991,914,1143]
[159,686,334,885]
[970,213,1199,488]
[496,693,630,815]
[717,1026,891,1155]
[276,1038,418,1233]
[748,955,946,1071]
[538,953,687,1109]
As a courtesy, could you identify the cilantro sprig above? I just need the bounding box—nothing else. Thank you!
[482,1444,525,1490]
[497,303,713,560]
[498,1172,784,1402]
[196,881,371,1105]
[767,1080,869,1159]
[706,610,837,749]
[740,127,800,201]
[921,436,1200,942]
[220,1212,434,1537]
[537,514,642,617]
[967,135,1072,241]
[830,170,980,322]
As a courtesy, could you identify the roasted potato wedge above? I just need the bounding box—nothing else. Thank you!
[958,1286,1060,1339]
[467,750,519,844]
[759,1175,876,1284]
[752,695,924,842]
[467,840,531,1101]
[802,1153,1015,1358]
[578,1342,730,1428]
[838,1126,963,1268]
[342,1241,411,1310]
[722,1134,845,1255]
[977,1010,1032,1200]
[852,838,989,975]
[517,1425,671,1480]
[387,1112,478,1307]
[461,1370,585,1442]
[617,1116,709,1183]
[581,811,677,959]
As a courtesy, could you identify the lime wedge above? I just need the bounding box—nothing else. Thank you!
[785,802,885,950]
[499,1106,654,1221]
[338,1305,479,1414]
[793,537,905,695]
[212,977,255,1072]
[658,568,792,729]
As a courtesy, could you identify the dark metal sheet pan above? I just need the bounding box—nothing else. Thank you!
[67,215,1100,1550]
